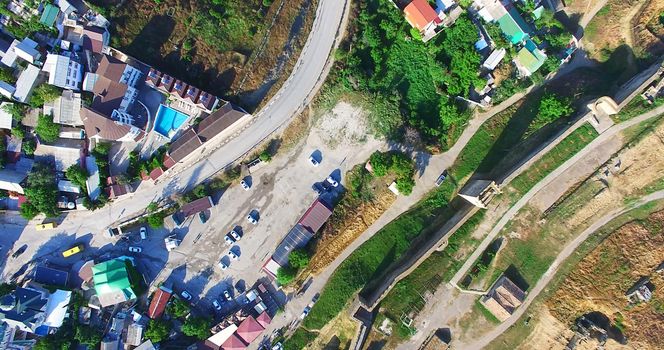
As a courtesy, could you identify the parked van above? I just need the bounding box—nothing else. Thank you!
[35,222,56,230]
[62,244,84,258]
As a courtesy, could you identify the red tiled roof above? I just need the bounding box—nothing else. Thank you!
[255,312,271,328]
[106,184,129,198]
[195,103,247,142]
[96,55,126,82]
[81,107,138,141]
[149,167,164,180]
[180,196,213,217]
[163,155,176,169]
[185,85,200,104]
[146,68,162,86]
[298,198,333,234]
[404,0,439,31]
[147,286,172,319]
[82,26,106,53]
[157,74,175,92]
[197,91,218,111]
[236,316,264,344]
[221,333,247,350]
[91,77,128,116]
[166,128,202,163]
[172,80,187,98]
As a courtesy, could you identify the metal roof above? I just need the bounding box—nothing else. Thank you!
[40,4,59,27]
[91,258,137,307]
[297,198,333,234]
[147,286,172,319]
[34,265,69,287]
[271,224,313,266]
[180,196,213,217]
[13,64,40,103]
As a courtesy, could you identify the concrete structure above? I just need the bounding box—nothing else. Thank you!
[1,38,41,67]
[480,275,526,321]
[482,48,506,71]
[0,287,48,333]
[45,90,83,126]
[34,139,84,172]
[458,180,500,208]
[0,81,15,99]
[626,277,654,303]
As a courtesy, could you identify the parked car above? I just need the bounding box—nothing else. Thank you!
[435,170,448,187]
[139,227,147,240]
[228,250,239,260]
[172,213,184,227]
[223,290,232,301]
[199,212,208,224]
[312,182,324,195]
[180,290,192,301]
[212,299,222,311]
[224,234,235,245]
[326,176,338,187]
[218,260,228,270]
[240,179,250,190]
[11,245,27,258]
[229,230,241,241]
[128,246,142,253]
[308,156,319,167]
[247,212,258,225]
[300,306,311,319]
[312,293,320,304]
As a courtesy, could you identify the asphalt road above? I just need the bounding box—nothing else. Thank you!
[0,0,349,269]
[464,189,664,349]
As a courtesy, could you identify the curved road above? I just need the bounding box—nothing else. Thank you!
[465,189,664,349]
[2,0,349,236]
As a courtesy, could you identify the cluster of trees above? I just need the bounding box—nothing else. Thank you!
[532,93,574,129]
[144,297,211,343]
[369,151,416,194]
[277,249,311,286]
[332,0,478,147]
[0,0,56,39]
[31,84,61,109]
[34,292,101,350]
[20,164,58,219]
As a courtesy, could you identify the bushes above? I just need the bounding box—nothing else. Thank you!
[277,249,311,286]
[35,113,60,142]
[369,150,416,195]
[22,139,36,155]
[147,212,165,228]
[65,165,88,191]
[289,249,310,269]
[277,266,297,286]
[167,299,190,318]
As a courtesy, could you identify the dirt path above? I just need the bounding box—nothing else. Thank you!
[462,189,664,349]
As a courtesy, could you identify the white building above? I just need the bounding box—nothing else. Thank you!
[42,53,83,90]
[1,38,41,67]
[13,64,41,103]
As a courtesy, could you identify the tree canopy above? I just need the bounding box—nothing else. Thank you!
[21,164,58,219]
[277,266,298,286]
[181,317,212,339]
[35,113,60,143]
[166,298,190,318]
[145,319,171,343]
[289,249,310,269]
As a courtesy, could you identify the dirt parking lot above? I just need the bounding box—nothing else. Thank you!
[156,102,385,314]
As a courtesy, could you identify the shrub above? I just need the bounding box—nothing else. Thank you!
[277,266,298,286]
[147,213,165,228]
[22,139,36,155]
[259,150,272,162]
[289,249,310,269]
[147,202,158,213]
[145,319,170,343]
[30,84,61,108]
[167,299,190,318]
[181,317,211,339]
[22,164,58,218]
[35,113,60,142]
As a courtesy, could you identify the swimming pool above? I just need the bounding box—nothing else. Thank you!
[153,104,190,138]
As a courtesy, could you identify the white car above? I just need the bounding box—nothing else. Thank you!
[240,179,250,190]
[308,156,319,167]
[223,290,232,301]
[139,227,147,240]
[180,290,192,301]
[212,299,222,311]
[218,260,228,270]
[300,306,311,319]
[228,250,239,260]
[229,230,241,241]
[224,234,235,245]
[128,246,142,253]
[326,176,338,187]
[247,213,258,225]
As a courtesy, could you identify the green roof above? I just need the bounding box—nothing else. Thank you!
[516,43,547,75]
[91,258,136,301]
[40,4,59,27]
[497,8,530,44]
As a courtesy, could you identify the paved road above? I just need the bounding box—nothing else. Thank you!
[0,0,350,263]
[464,189,664,349]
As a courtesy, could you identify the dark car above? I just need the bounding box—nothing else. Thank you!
[199,211,208,224]
[11,245,27,258]
[312,183,324,195]
[172,212,184,227]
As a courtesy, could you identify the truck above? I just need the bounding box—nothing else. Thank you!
[62,244,84,258]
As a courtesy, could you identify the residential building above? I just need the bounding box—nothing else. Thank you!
[42,53,83,90]
[0,102,13,129]
[403,0,443,39]
[85,155,101,201]
[39,3,59,27]
[147,285,172,319]
[480,275,526,321]
[1,38,41,67]
[100,333,120,350]
[91,258,138,308]
[105,176,132,199]
[82,26,110,54]
[514,39,547,77]
[134,340,156,350]
[0,322,37,349]
[33,139,84,173]
[180,196,214,218]
[145,67,220,114]
[32,265,69,287]
[126,323,143,346]
[40,289,71,330]
[0,157,33,194]
[57,0,77,17]
[44,90,83,126]
[482,48,506,71]
[235,315,264,344]
[162,103,250,168]
[0,287,48,333]
[0,81,16,99]
[57,179,80,193]
[13,64,41,103]
[81,107,144,142]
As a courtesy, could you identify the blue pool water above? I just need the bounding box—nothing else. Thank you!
[153,105,190,138]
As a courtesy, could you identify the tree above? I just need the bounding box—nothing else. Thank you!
[536,94,573,126]
[277,266,298,286]
[369,151,391,177]
[147,202,158,213]
[92,142,112,156]
[22,164,58,218]
[35,113,60,142]
[181,316,212,339]
[74,324,101,347]
[145,319,171,343]
[65,165,88,189]
[259,150,272,162]
[0,66,15,84]
[30,84,61,108]
[147,213,165,228]
[166,298,190,318]
[289,249,310,269]
[19,201,38,219]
